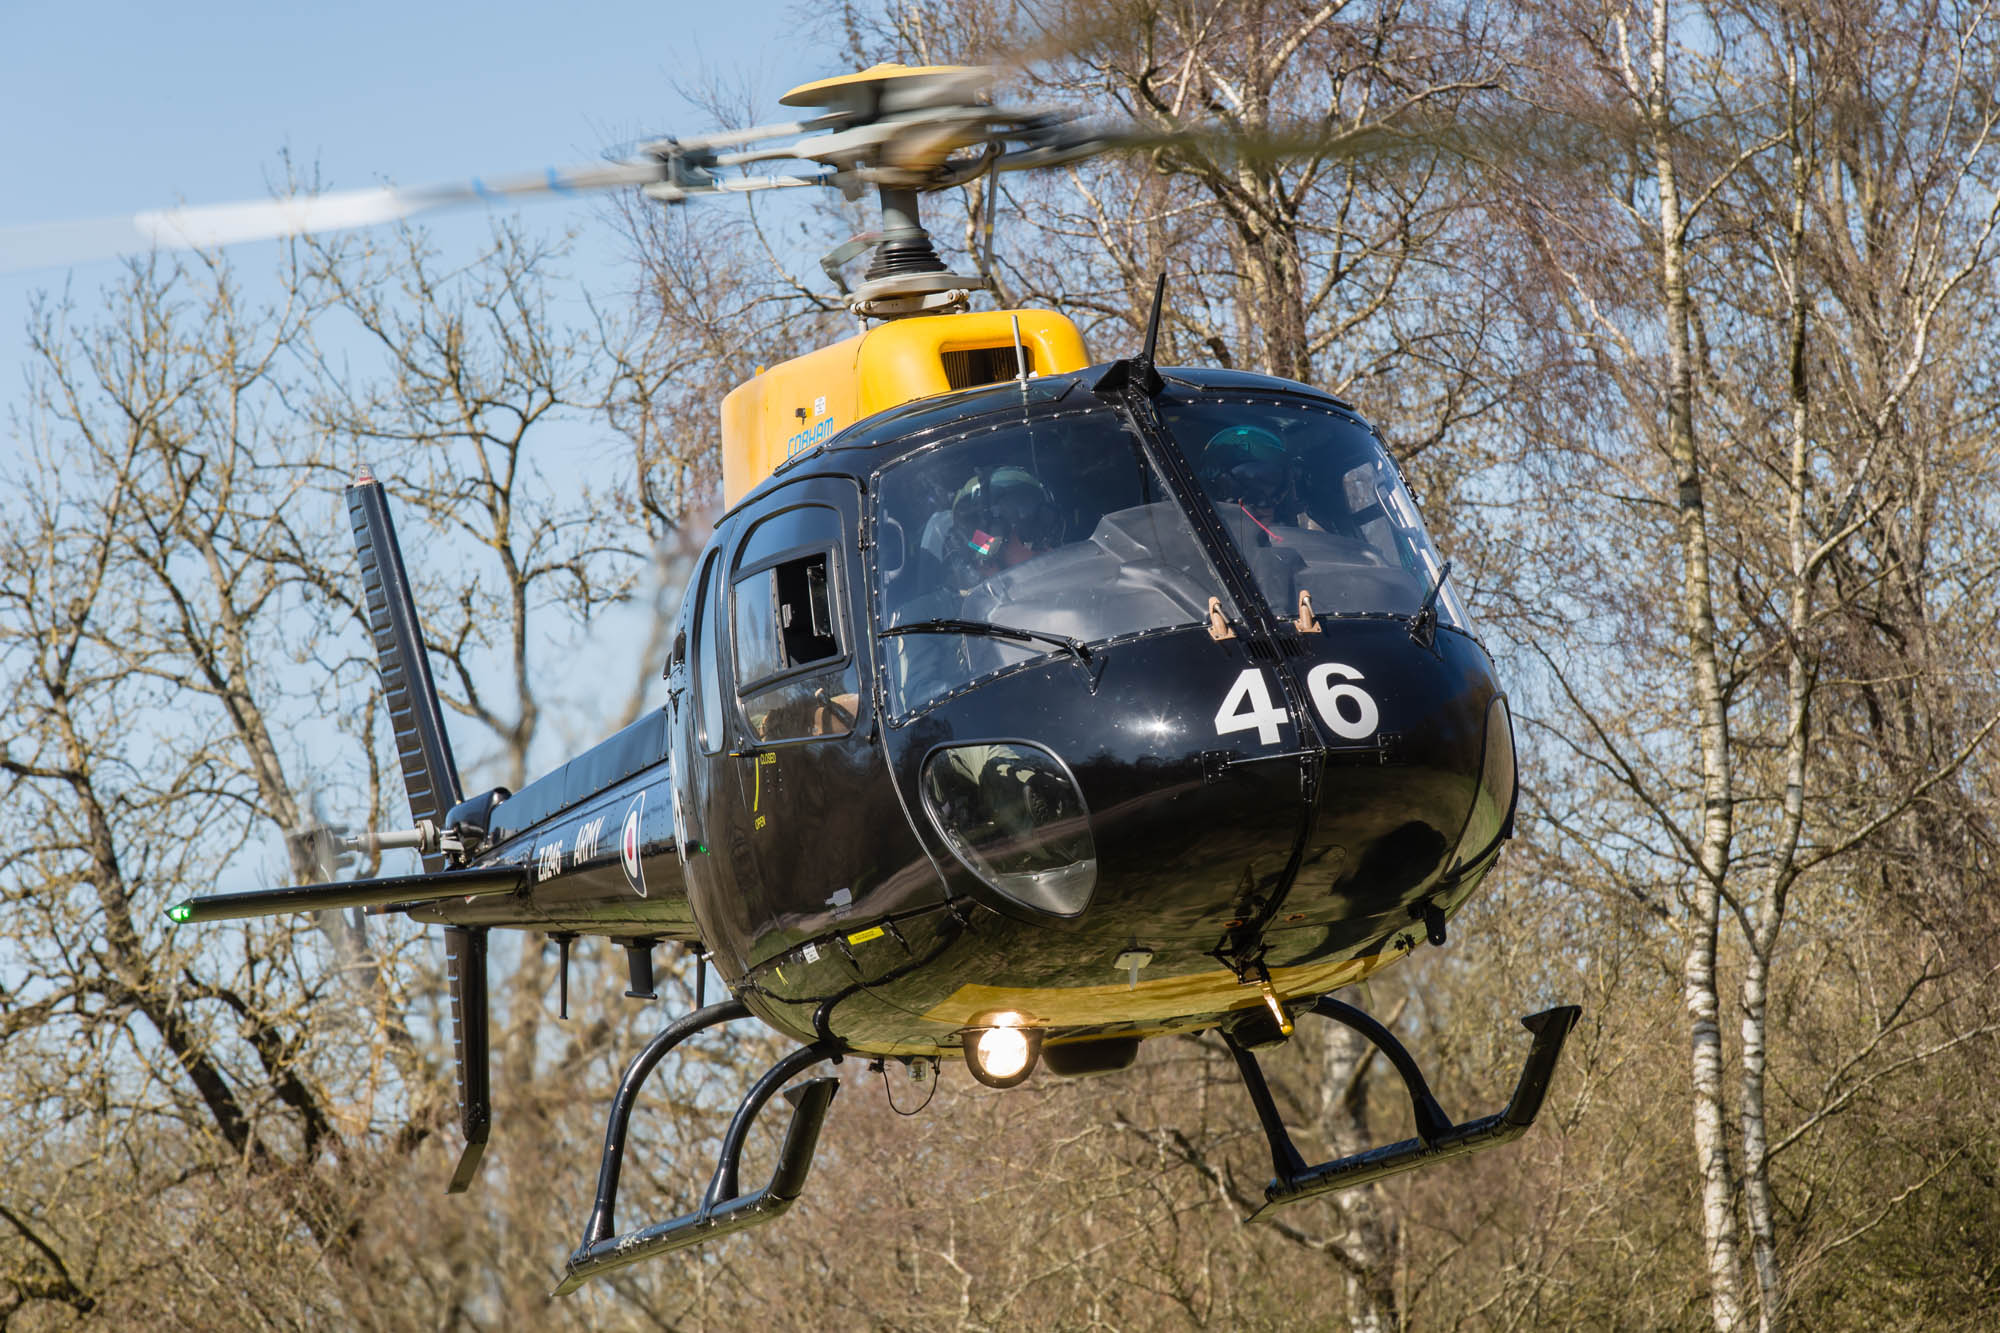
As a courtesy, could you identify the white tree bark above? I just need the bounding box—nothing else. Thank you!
[1629,0,1748,1325]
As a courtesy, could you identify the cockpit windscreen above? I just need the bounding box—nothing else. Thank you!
[1160,397,1471,633]
[873,409,1232,716]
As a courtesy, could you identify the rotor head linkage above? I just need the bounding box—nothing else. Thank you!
[826,184,984,320]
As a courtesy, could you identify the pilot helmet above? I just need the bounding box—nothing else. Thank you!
[1199,425,1293,510]
[952,466,1062,561]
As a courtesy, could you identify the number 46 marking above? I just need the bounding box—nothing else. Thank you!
[1214,665,1381,745]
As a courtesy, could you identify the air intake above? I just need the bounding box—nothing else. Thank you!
[942,345,1033,390]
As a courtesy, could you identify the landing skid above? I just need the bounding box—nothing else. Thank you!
[549,993,1577,1292]
[1227,999,1581,1220]
[552,1000,841,1296]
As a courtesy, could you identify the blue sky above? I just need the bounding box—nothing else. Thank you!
[0,1,848,876]
[1,0,832,397]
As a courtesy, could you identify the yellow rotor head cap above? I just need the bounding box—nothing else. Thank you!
[780,63,993,112]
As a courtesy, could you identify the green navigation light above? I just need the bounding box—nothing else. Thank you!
[167,903,192,923]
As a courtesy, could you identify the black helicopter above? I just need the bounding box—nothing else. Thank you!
[97,64,1581,1293]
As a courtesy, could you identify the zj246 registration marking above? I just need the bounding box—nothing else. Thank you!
[1214,665,1381,745]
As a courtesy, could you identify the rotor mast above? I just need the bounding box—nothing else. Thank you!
[776,63,994,320]
[843,183,982,319]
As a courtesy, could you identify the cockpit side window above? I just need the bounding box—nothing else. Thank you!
[734,552,840,686]
[692,551,726,754]
[730,505,859,742]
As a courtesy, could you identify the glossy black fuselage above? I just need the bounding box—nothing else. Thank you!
[412,366,1515,1061]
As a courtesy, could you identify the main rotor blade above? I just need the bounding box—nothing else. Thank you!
[993,105,1633,177]
[0,161,677,273]
[624,113,844,160]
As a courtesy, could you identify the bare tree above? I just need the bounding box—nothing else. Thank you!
[0,224,747,1328]
[11,6,2000,1325]
[0,250,426,1324]
[1493,0,2000,1326]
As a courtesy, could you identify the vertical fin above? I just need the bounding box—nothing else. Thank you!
[346,475,463,872]
[350,477,487,1189]
[444,925,491,1193]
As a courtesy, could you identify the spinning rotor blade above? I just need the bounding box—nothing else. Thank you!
[142,162,668,241]
[0,157,825,274]
[990,103,1625,178]
[0,45,1626,278]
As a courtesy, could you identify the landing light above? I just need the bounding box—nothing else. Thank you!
[964,1013,1043,1088]
[920,742,1096,916]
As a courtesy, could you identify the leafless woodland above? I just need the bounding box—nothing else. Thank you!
[3,2,1998,1329]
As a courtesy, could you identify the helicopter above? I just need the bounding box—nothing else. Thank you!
[90,63,1585,1294]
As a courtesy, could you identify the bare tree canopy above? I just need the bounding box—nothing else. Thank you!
[3,3,1998,1329]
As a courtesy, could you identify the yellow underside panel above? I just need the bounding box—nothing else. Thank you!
[919,948,1404,1032]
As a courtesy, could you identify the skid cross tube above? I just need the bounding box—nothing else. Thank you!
[1231,1003,1581,1222]
[703,1039,843,1209]
[1306,996,1454,1145]
[578,998,750,1250]
[555,1015,842,1296]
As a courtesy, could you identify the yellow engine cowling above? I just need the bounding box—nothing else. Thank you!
[719,308,1090,507]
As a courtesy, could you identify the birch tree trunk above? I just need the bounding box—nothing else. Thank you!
[1318,1021,1400,1330]
[1737,48,1815,1329]
[1626,0,1748,1322]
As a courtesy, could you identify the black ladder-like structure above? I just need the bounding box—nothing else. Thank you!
[349,476,497,1194]
[1226,999,1582,1218]
[553,1000,842,1296]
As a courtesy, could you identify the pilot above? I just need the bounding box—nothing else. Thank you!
[942,465,1064,588]
[1198,425,1305,541]
[892,463,1064,707]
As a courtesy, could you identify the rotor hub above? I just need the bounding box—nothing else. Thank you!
[847,274,976,319]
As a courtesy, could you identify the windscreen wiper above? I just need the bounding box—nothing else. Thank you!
[1409,560,1453,649]
[880,617,1094,671]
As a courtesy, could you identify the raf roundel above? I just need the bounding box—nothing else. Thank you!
[621,792,646,898]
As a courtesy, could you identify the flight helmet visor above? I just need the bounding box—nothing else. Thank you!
[953,466,1062,558]
[1199,425,1293,509]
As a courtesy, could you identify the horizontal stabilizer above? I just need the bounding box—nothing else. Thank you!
[166,867,528,924]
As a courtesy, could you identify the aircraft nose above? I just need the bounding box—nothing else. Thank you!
[886,620,1510,961]
[1283,635,1514,953]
